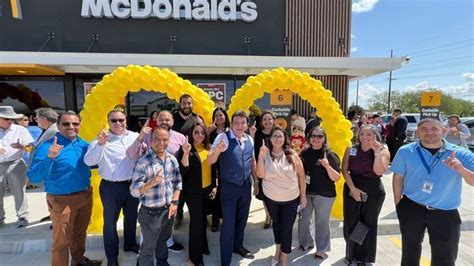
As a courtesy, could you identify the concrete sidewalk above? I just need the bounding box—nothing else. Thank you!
[1,172,473,265]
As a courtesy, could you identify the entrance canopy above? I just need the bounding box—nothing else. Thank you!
[0,51,408,80]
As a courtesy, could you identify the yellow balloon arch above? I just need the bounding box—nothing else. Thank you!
[228,67,353,218]
[79,65,215,233]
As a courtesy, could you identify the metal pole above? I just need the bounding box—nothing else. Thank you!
[356,80,360,106]
[387,49,393,114]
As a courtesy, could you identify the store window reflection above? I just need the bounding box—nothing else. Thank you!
[0,77,65,115]
[128,91,178,132]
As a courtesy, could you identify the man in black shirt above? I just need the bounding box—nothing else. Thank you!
[172,94,197,136]
[390,108,408,161]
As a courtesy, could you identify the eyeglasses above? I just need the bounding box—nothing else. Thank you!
[60,122,80,127]
[193,130,206,135]
[271,135,284,139]
[310,134,324,139]
[110,118,126,123]
[22,119,29,121]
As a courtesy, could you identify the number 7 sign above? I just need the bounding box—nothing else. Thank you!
[420,91,441,107]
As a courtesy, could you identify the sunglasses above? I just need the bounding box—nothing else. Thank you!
[310,134,324,139]
[193,130,206,135]
[110,119,126,123]
[60,122,80,127]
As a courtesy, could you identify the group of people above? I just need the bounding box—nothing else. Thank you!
[0,99,473,266]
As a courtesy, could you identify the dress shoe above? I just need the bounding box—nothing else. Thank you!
[124,244,140,254]
[76,257,102,265]
[107,259,118,266]
[233,247,254,259]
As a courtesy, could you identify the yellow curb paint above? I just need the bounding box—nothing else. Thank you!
[388,237,430,266]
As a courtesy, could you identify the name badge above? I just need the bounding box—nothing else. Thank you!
[349,148,357,156]
[306,175,311,184]
[422,181,433,194]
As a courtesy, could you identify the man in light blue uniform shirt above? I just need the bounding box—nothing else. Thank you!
[391,118,474,266]
[28,111,101,266]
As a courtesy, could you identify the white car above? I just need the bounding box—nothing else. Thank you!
[462,119,474,151]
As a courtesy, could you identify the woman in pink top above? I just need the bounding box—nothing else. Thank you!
[256,127,307,266]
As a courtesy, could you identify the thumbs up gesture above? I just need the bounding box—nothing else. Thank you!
[150,168,164,186]
[48,136,63,159]
[259,139,269,157]
[443,150,463,172]
[182,136,192,154]
[10,138,24,150]
[318,151,330,168]
[97,124,109,146]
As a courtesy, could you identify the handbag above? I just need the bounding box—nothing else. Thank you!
[348,201,370,245]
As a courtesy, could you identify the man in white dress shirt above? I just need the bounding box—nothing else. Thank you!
[0,106,34,228]
[84,109,149,266]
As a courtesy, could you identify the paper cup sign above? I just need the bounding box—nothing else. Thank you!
[80,66,352,233]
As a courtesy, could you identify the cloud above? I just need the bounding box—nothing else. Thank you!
[351,47,359,53]
[349,82,384,107]
[462,72,474,81]
[405,81,430,92]
[351,34,357,39]
[352,0,378,13]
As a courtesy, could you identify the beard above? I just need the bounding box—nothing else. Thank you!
[179,106,192,115]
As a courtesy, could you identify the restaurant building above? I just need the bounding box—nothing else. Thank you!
[0,0,406,122]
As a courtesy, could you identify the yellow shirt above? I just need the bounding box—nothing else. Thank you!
[195,144,212,188]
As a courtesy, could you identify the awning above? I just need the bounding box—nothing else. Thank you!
[0,51,408,80]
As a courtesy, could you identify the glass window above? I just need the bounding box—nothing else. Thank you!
[0,77,65,115]
[75,77,103,111]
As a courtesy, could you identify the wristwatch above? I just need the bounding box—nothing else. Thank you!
[170,200,179,205]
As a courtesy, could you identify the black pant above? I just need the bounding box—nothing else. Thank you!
[389,138,405,161]
[99,179,139,261]
[210,186,222,226]
[343,176,385,263]
[396,196,461,266]
[185,187,211,265]
[264,196,299,254]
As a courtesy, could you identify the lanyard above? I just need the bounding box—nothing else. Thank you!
[416,147,444,176]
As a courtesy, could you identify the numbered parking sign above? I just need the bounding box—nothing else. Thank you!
[420,91,441,107]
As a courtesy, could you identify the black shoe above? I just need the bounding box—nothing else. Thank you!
[76,257,102,266]
[40,215,51,222]
[168,242,184,253]
[124,244,140,254]
[49,224,53,230]
[233,247,254,259]
[211,222,219,232]
[107,259,118,266]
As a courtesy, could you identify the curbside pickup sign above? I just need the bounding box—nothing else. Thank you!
[81,0,258,22]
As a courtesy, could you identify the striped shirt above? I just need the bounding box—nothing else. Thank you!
[130,150,182,208]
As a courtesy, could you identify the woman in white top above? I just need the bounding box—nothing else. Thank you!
[256,127,307,266]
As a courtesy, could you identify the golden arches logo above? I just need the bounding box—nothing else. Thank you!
[10,0,23,19]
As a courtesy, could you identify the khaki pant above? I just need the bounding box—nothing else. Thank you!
[0,159,28,222]
[47,187,92,266]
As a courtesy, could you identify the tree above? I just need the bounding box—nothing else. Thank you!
[368,90,474,116]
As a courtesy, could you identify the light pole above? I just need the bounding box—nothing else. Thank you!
[355,80,360,106]
[387,49,394,114]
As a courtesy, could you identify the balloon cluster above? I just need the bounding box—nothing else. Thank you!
[228,67,353,218]
[79,65,215,233]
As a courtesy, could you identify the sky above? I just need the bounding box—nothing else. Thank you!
[349,0,473,109]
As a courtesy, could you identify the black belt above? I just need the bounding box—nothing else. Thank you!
[51,187,91,196]
[141,204,169,213]
[405,196,438,211]
[102,179,131,184]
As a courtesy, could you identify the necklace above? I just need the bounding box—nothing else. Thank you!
[272,150,284,157]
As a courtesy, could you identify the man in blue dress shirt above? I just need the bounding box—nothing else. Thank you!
[28,111,101,266]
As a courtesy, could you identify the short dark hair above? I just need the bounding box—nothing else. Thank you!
[290,109,298,116]
[231,110,249,123]
[57,111,80,124]
[372,114,380,118]
[393,108,403,114]
[179,94,193,103]
[418,118,443,128]
[107,109,125,119]
[152,124,171,135]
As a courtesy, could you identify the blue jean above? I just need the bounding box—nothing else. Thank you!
[137,205,174,266]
